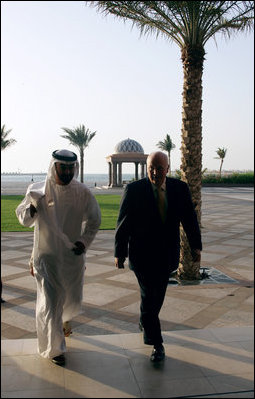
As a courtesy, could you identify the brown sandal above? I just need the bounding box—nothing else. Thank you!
[63,321,72,337]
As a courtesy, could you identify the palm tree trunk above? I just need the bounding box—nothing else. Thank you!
[177,45,204,280]
[219,159,223,179]
[168,151,171,176]
[80,148,84,183]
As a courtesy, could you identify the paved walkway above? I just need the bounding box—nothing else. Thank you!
[1,187,254,397]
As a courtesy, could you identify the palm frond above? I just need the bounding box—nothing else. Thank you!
[88,1,254,48]
[157,133,176,152]
[1,125,16,151]
[61,125,96,149]
[214,147,227,159]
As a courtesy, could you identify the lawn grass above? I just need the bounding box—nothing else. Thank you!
[1,195,122,232]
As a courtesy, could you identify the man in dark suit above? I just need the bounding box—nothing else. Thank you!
[115,151,202,362]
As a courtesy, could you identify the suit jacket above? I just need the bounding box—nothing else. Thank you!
[115,177,202,274]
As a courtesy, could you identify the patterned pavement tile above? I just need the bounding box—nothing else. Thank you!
[1,187,254,340]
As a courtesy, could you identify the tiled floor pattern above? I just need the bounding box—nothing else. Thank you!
[1,326,254,398]
[2,187,254,339]
[1,187,254,397]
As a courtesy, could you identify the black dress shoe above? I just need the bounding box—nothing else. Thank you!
[150,344,165,362]
[51,354,65,366]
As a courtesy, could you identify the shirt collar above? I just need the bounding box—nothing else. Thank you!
[151,179,166,192]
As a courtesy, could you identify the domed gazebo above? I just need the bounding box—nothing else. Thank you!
[106,138,148,187]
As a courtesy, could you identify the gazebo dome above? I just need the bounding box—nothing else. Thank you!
[114,138,144,154]
[107,138,148,187]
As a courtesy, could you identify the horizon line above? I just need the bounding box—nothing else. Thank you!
[1,169,254,175]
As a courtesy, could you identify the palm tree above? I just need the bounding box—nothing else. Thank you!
[157,134,176,176]
[215,147,227,179]
[61,124,96,183]
[1,125,16,151]
[89,1,254,279]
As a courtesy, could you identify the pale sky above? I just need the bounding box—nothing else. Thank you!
[1,1,254,174]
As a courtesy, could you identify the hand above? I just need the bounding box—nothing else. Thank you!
[115,257,125,269]
[30,204,37,218]
[191,249,201,263]
[72,241,85,255]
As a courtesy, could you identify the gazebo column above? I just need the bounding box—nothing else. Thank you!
[118,162,122,186]
[108,162,112,186]
[135,162,139,180]
[140,162,145,179]
[106,152,148,186]
[112,162,117,187]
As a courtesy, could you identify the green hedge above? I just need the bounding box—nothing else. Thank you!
[202,172,254,184]
[174,171,254,184]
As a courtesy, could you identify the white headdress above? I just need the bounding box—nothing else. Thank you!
[28,150,80,249]
[47,149,79,183]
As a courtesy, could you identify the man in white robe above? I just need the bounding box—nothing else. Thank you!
[16,149,101,365]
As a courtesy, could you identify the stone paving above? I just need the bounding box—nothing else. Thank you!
[1,186,254,397]
[2,186,254,339]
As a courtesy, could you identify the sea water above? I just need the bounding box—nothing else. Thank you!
[1,173,135,188]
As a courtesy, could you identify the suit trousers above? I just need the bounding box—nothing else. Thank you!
[134,268,169,346]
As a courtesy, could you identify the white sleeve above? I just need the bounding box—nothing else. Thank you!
[79,192,101,250]
[15,192,38,228]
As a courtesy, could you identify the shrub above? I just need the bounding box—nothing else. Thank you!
[202,172,254,184]
[173,171,254,184]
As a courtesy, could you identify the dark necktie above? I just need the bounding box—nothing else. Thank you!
[157,187,166,222]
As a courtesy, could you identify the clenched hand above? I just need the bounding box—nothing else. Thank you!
[72,241,85,255]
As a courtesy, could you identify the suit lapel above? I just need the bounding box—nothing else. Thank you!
[165,178,176,222]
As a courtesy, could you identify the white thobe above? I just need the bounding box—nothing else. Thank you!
[16,178,101,358]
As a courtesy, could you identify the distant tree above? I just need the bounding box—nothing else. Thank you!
[61,124,96,183]
[202,168,208,177]
[157,134,176,176]
[215,147,227,178]
[1,125,16,151]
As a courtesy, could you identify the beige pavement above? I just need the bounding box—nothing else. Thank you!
[1,186,254,398]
